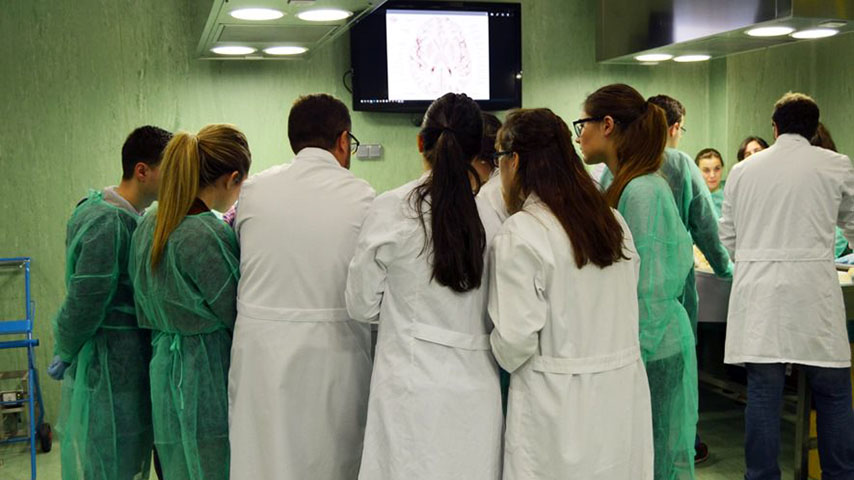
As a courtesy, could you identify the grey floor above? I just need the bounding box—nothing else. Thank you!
[0,388,797,480]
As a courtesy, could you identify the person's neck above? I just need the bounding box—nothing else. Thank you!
[604,156,619,176]
[667,138,678,149]
[114,180,146,212]
[196,188,217,212]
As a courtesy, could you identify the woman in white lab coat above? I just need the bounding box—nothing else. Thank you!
[491,108,654,480]
[346,93,503,480]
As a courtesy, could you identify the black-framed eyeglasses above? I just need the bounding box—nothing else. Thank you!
[348,131,360,155]
[572,117,604,137]
[491,151,514,167]
[680,126,687,134]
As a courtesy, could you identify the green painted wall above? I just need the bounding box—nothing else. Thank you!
[1,0,715,425]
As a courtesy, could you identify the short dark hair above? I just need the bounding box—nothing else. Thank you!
[288,94,351,154]
[121,126,172,180]
[695,147,723,168]
[647,94,686,127]
[772,92,819,140]
[478,113,502,160]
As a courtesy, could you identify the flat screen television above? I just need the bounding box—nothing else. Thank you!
[350,1,522,113]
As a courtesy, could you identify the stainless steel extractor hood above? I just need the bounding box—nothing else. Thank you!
[597,0,854,64]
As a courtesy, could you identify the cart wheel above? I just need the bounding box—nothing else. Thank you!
[37,423,52,453]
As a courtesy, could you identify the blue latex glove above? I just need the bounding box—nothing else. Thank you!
[47,355,69,381]
[838,253,854,265]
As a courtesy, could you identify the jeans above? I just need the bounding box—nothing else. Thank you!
[744,363,854,480]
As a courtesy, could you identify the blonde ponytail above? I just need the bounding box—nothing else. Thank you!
[150,124,251,269]
[151,133,201,268]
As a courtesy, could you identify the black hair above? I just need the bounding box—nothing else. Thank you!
[411,93,485,293]
[478,113,502,160]
[647,94,686,127]
[772,92,820,140]
[288,94,351,154]
[121,126,173,180]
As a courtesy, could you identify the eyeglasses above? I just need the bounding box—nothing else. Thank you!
[572,117,604,137]
[680,126,687,134]
[348,131,360,155]
[491,151,513,167]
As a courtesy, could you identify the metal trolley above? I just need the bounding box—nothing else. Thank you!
[0,257,52,479]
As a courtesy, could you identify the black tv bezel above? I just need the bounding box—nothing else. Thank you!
[350,1,522,113]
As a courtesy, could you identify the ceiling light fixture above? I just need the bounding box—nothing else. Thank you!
[634,53,673,62]
[746,26,795,37]
[264,46,308,55]
[211,46,257,55]
[673,54,711,62]
[297,9,353,22]
[791,28,839,39]
[230,8,285,21]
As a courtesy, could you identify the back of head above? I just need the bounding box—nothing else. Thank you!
[584,83,668,207]
[287,94,351,155]
[736,136,769,161]
[413,92,485,293]
[772,92,819,140]
[810,122,837,152]
[152,124,252,268]
[122,126,173,179]
[695,147,723,167]
[647,94,685,127]
[498,108,628,269]
[478,112,502,161]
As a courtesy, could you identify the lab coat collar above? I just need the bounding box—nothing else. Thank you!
[775,133,810,146]
[294,147,342,167]
[522,192,544,209]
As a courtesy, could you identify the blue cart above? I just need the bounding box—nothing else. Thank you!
[0,257,52,479]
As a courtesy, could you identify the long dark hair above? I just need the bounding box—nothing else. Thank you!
[811,122,837,152]
[583,84,668,208]
[498,109,628,268]
[411,93,486,293]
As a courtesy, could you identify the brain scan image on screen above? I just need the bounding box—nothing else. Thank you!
[387,10,490,101]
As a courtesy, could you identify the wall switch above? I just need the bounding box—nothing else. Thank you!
[357,144,383,159]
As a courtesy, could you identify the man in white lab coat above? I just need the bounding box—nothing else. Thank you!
[720,92,854,480]
[228,94,376,480]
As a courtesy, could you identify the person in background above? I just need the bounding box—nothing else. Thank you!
[695,148,726,218]
[346,93,502,480]
[810,122,850,258]
[471,112,502,185]
[477,114,510,223]
[228,94,375,480]
[130,124,250,480]
[491,108,653,479]
[50,126,170,480]
[720,93,854,480]
[576,83,697,480]
[737,136,769,162]
[600,94,732,464]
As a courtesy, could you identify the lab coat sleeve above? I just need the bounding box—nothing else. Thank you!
[346,194,400,323]
[489,230,547,373]
[53,212,125,363]
[686,162,733,278]
[837,155,854,245]
[718,167,740,258]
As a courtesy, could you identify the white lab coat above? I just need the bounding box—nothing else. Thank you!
[490,195,654,480]
[228,148,376,480]
[720,134,854,367]
[346,176,504,480]
[478,169,509,222]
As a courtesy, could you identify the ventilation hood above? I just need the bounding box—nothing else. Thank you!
[197,0,387,60]
[597,0,854,64]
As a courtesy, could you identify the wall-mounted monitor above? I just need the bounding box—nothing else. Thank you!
[350,1,522,113]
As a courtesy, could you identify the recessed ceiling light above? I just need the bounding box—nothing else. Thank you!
[230,8,284,21]
[264,46,308,55]
[297,9,353,22]
[791,28,839,39]
[746,26,795,37]
[211,46,257,55]
[673,54,711,62]
[635,53,673,62]
[820,21,847,29]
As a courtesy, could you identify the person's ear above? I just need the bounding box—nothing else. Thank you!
[508,152,520,174]
[670,123,680,138]
[339,131,349,154]
[134,162,149,182]
[602,116,617,136]
[772,122,779,139]
[417,134,424,153]
[227,171,240,188]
